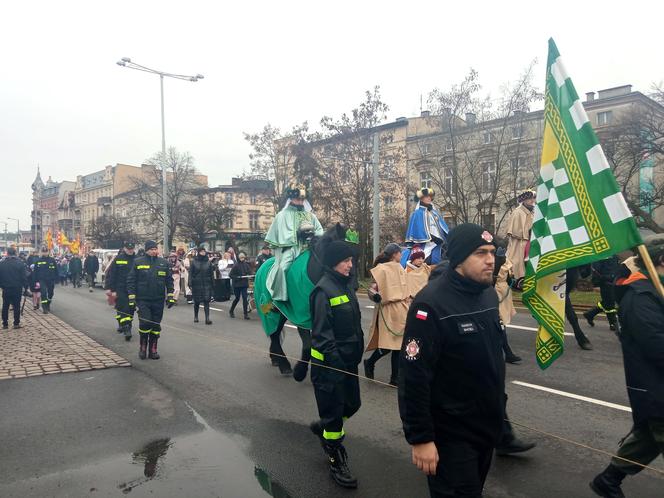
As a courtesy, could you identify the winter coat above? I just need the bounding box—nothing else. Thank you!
[84,254,99,275]
[69,256,83,274]
[399,268,506,448]
[34,257,58,283]
[0,256,29,291]
[229,260,251,288]
[126,255,174,302]
[366,261,410,351]
[104,251,136,294]
[615,271,664,424]
[188,256,214,302]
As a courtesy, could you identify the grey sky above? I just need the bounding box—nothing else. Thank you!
[2,0,662,231]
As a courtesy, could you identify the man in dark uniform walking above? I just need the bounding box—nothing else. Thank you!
[34,247,58,314]
[126,240,175,360]
[105,241,137,341]
[399,223,505,498]
[0,247,29,329]
[309,239,362,489]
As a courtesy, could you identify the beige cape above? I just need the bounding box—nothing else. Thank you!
[505,204,534,281]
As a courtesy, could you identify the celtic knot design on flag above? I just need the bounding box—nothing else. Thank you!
[523,38,642,370]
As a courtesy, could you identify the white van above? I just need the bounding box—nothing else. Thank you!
[91,249,120,287]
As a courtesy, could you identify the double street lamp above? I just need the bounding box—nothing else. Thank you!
[116,57,203,252]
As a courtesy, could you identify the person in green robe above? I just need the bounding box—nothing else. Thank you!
[265,185,324,302]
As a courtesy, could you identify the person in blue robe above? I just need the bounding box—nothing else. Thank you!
[400,188,449,266]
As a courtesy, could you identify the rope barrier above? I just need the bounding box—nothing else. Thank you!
[65,300,664,477]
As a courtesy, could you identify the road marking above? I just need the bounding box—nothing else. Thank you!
[366,305,375,309]
[285,324,297,329]
[210,307,225,312]
[512,380,631,412]
[508,324,574,337]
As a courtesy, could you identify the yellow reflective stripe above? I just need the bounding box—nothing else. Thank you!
[310,348,324,361]
[150,330,160,335]
[119,317,132,323]
[40,299,49,303]
[167,293,174,297]
[138,328,152,333]
[115,260,128,265]
[37,261,47,265]
[323,429,345,440]
[329,295,349,307]
[157,271,167,276]
[136,265,150,269]
[128,294,136,299]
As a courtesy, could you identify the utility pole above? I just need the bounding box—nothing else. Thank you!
[160,74,168,253]
[372,133,380,261]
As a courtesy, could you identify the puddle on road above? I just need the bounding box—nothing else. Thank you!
[2,406,293,498]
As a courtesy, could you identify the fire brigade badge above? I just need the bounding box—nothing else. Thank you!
[404,339,421,361]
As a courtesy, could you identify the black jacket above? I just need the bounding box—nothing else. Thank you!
[126,255,174,302]
[188,256,214,301]
[310,269,364,385]
[69,256,83,274]
[256,253,272,271]
[84,254,99,274]
[34,256,58,283]
[229,260,252,288]
[591,255,620,285]
[616,272,664,424]
[399,269,506,448]
[104,251,136,293]
[0,256,28,291]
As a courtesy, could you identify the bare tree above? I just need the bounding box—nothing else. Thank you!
[87,214,134,248]
[128,147,204,245]
[295,86,405,273]
[425,64,543,232]
[600,101,664,233]
[243,123,318,211]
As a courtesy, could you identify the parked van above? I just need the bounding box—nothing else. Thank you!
[91,249,119,287]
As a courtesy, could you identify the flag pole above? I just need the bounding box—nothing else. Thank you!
[636,244,664,298]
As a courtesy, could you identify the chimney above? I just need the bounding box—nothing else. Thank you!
[586,92,595,102]
[465,112,476,125]
[421,110,430,118]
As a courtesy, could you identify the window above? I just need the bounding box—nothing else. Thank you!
[225,192,233,204]
[481,162,497,193]
[384,156,395,169]
[511,125,523,140]
[597,111,613,126]
[444,215,456,229]
[511,158,529,190]
[445,140,453,152]
[483,131,493,145]
[442,166,456,193]
[481,213,496,234]
[419,170,432,189]
[383,195,394,208]
[250,193,257,205]
[249,211,259,230]
[422,143,430,155]
[224,217,234,230]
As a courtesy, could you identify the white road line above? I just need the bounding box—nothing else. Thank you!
[210,307,225,312]
[366,305,375,309]
[285,324,297,329]
[512,380,632,412]
[508,324,574,337]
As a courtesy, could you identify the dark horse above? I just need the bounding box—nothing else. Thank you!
[255,223,358,382]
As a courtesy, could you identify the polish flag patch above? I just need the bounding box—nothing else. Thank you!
[415,310,428,321]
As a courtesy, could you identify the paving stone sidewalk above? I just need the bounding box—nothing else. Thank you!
[0,301,130,381]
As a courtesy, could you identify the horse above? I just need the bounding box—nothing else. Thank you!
[254,223,358,381]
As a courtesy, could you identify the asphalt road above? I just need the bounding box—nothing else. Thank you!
[6,284,664,497]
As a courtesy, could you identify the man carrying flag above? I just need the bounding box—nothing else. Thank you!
[523,38,643,370]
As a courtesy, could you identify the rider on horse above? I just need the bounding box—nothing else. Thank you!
[400,187,449,266]
[265,184,324,302]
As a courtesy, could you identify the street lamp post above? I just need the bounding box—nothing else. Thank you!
[116,57,203,252]
[7,217,19,246]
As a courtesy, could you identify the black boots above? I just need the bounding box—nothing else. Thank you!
[148,335,160,360]
[496,436,536,456]
[590,465,626,498]
[584,308,599,328]
[310,421,357,488]
[324,443,358,489]
[363,359,375,380]
[575,329,594,350]
[139,333,149,360]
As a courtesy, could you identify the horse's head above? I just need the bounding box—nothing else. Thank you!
[308,223,360,289]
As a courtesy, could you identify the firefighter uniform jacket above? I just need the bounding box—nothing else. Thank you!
[310,269,364,385]
[34,257,58,282]
[398,268,506,448]
[126,255,174,302]
[105,252,136,294]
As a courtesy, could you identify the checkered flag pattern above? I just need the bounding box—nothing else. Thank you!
[523,39,642,369]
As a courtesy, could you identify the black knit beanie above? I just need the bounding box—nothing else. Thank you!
[447,223,495,269]
[324,240,355,268]
[144,240,158,251]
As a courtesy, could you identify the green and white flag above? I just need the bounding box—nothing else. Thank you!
[523,38,642,369]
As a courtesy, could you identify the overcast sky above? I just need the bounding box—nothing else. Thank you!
[2,0,662,231]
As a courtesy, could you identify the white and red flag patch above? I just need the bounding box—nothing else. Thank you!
[415,310,428,321]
